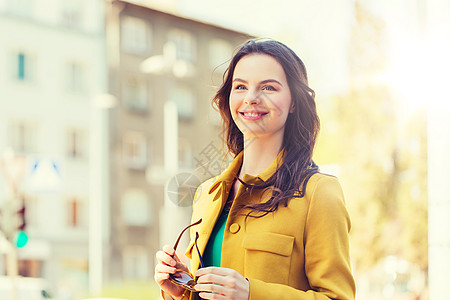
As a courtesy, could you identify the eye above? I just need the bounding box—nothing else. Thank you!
[234,84,247,90]
[262,85,276,91]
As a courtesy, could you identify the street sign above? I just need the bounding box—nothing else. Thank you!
[26,158,61,193]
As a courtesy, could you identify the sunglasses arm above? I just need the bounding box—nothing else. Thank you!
[173,218,203,251]
[195,232,205,268]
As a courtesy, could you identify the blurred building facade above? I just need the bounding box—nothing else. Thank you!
[0,0,251,294]
[0,0,107,297]
[104,0,250,283]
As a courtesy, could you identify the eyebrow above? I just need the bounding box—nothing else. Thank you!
[233,78,283,87]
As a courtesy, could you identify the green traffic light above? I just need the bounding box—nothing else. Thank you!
[14,231,28,248]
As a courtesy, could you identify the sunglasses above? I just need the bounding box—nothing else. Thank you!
[168,218,205,292]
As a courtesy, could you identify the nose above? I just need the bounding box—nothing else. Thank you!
[244,89,261,105]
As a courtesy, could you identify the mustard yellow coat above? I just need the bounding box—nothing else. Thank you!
[183,151,355,300]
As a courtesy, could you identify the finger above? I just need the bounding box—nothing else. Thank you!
[195,282,228,295]
[155,263,177,275]
[156,250,177,267]
[162,245,183,264]
[154,271,170,284]
[195,267,233,277]
[162,245,175,256]
[198,291,226,300]
[196,273,227,285]
[155,250,176,266]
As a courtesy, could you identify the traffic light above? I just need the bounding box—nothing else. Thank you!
[14,196,28,248]
[17,202,26,231]
[14,230,28,248]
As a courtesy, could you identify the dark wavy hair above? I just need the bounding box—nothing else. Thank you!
[212,39,320,217]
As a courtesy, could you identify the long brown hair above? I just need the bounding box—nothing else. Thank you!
[213,39,320,216]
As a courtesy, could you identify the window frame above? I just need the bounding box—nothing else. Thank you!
[120,16,151,55]
[122,131,148,170]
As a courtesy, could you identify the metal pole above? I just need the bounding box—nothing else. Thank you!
[0,231,18,300]
[7,247,18,300]
[159,100,181,249]
[1,150,25,300]
[164,100,178,179]
[2,231,18,300]
[89,95,115,296]
[89,101,103,296]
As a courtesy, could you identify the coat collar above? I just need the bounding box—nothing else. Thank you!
[207,150,285,197]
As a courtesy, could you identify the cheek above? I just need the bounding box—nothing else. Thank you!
[229,94,240,116]
[275,98,292,127]
[229,94,245,130]
[271,95,292,117]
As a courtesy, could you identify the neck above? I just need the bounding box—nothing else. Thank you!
[240,133,284,178]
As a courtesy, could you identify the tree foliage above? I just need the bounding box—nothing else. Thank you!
[315,2,428,276]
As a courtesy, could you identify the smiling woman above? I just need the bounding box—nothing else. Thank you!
[229,54,292,141]
[155,39,356,300]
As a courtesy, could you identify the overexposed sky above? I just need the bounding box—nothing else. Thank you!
[144,0,448,108]
[177,0,355,95]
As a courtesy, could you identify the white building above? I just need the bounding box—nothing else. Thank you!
[0,0,107,297]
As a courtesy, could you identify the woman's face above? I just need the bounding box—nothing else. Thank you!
[229,54,292,140]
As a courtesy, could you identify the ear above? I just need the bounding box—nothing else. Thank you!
[289,104,295,113]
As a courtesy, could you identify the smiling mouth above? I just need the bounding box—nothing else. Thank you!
[240,112,268,117]
[239,111,268,121]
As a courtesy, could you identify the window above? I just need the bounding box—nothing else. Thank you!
[66,62,85,94]
[13,52,35,82]
[122,76,149,112]
[168,29,196,62]
[123,246,148,279]
[169,84,195,120]
[67,197,84,227]
[61,0,82,28]
[121,189,151,226]
[209,39,232,71]
[18,53,26,79]
[122,131,147,169]
[67,128,87,159]
[9,120,37,154]
[121,16,150,54]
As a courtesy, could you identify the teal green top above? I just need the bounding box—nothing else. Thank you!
[203,209,229,267]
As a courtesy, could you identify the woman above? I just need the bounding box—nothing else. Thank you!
[155,39,356,300]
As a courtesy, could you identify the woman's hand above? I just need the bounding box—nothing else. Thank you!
[194,267,250,300]
[155,245,189,299]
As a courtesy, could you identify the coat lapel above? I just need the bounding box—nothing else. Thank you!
[189,150,284,270]
[189,152,243,270]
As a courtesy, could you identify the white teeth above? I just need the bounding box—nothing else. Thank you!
[244,112,261,117]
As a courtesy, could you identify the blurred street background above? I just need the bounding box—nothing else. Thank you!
[1,0,449,299]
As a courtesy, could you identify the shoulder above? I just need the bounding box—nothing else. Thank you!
[303,173,347,215]
[303,173,351,230]
[304,173,344,201]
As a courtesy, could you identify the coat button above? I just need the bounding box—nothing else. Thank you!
[229,223,240,234]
